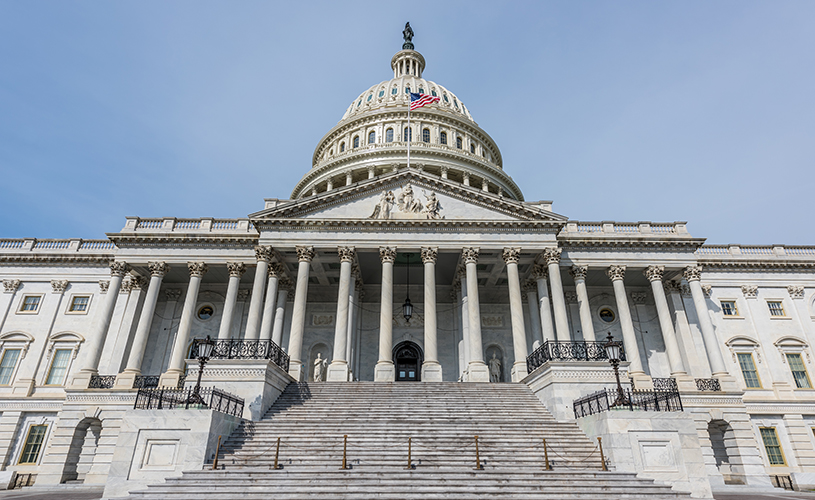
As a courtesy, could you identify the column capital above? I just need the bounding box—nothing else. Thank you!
[644,265,665,282]
[110,261,130,277]
[421,247,438,264]
[51,279,69,294]
[379,246,396,264]
[3,279,21,294]
[98,280,110,294]
[701,284,713,297]
[663,280,682,294]
[120,277,134,294]
[683,265,702,282]
[187,262,208,278]
[569,265,588,281]
[296,246,315,263]
[255,245,274,262]
[338,246,356,263]
[227,262,247,278]
[542,247,562,266]
[788,285,805,299]
[606,265,626,281]
[502,247,521,265]
[523,280,537,292]
[164,288,182,301]
[532,264,548,280]
[278,276,294,291]
[148,261,170,277]
[130,275,148,291]
[462,247,479,264]
[268,262,284,278]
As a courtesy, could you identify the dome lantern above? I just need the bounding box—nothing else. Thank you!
[392,23,424,78]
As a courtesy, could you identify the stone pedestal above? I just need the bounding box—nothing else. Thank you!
[467,361,490,382]
[374,361,395,382]
[326,361,349,382]
[421,361,443,382]
[510,361,528,383]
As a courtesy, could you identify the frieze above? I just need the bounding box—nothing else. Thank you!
[481,315,504,327]
[0,401,62,410]
[256,218,562,234]
[683,397,744,407]
[312,314,335,327]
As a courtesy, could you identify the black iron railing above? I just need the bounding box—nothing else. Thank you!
[573,386,683,418]
[527,340,625,373]
[134,375,160,389]
[695,378,721,391]
[134,387,244,418]
[89,375,116,389]
[191,338,289,371]
[770,474,794,491]
[652,377,678,391]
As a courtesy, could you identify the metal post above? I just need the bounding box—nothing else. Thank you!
[598,437,607,471]
[543,438,551,470]
[273,437,283,470]
[474,435,483,470]
[340,434,351,470]
[212,435,221,470]
[405,437,414,469]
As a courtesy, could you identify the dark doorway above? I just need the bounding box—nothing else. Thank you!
[394,341,423,381]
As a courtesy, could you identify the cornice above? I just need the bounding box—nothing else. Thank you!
[698,259,815,271]
[109,233,258,249]
[558,239,705,251]
[0,254,114,265]
[745,402,815,414]
[254,218,563,234]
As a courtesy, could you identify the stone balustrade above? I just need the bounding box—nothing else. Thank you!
[0,238,116,253]
[561,221,689,237]
[122,217,257,234]
[695,245,815,258]
[314,140,501,170]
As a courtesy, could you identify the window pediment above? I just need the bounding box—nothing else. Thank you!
[0,331,34,359]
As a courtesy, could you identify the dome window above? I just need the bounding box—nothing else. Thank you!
[353,136,359,149]
[368,131,376,144]
[386,128,394,143]
[379,90,385,97]
[470,143,475,154]
[403,127,412,142]
[391,88,398,95]
[422,129,430,143]
[456,137,462,149]
[443,94,449,103]
[357,99,362,107]
[405,86,411,94]
[340,142,345,152]
[367,94,373,102]
[418,87,424,94]
[440,131,447,145]
[431,90,437,97]
[453,98,459,109]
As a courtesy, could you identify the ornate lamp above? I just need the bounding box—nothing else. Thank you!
[188,335,215,406]
[604,332,630,407]
[402,253,413,322]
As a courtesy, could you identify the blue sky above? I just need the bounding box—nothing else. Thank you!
[0,1,812,244]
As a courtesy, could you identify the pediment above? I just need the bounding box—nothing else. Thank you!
[250,169,567,224]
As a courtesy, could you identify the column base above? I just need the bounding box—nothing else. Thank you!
[672,373,697,393]
[510,362,528,383]
[115,369,141,389]
[374,361,395,382]
[467,361,490,382]
[713,373,741,392]
[421,361,443,382]
[11,378,35,397]
[288,359,305,382]
[629,371,653,390]
[68,369,96,390]
[326,361,349,382]
[158,369,184,388]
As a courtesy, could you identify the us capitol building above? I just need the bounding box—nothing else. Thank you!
[0,26,814,499]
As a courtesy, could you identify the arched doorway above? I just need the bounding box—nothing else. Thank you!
[393,341,423,382]
[61,417,102,483]
[707,419,744,485]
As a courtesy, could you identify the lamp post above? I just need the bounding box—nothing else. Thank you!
[604,332,629,407]
[187,335,215,406]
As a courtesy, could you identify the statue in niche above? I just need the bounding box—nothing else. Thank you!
[370,190,395,219]
[488,352,502,383]
[313,353,327,382]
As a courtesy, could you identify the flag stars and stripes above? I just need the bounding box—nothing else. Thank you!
[410,92,441,110]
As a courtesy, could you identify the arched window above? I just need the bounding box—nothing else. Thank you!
[470,143,475,154]
[340,142,345,152]
[357,99,362,107]
[379,90,385,97]
[431,90,437,97]
[418,87,424,94]
[440,131,447,145]
[353,136,359,148]
[453,98,459,108]
[391,87,398,95]
[443,94,449,103]
[456,137,462,149]
[403,127,412,141]
[422,129,430,143]
[367,94,372,102]
[368,131,376,144]
[405,86,411,94]
[386,128,394,143]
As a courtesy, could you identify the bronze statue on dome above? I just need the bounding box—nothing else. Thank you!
[402,22,414,50]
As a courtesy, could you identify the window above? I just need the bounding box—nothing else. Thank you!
[737,353,761,388]
[367,94,372,102]
[443,94,449,103]
[353,136,359,148]
[18,425,48,464]
[368,131,376,144]
[379,90,385,97]
[356,99,361,108]
[0,349,20,385]
[20,296,41,313]
[760,427,786,465]
[440,131,447,145]
[721,301,738,316]
[197,305,213,320]
[456,137,462,149]
[340,142,345,152]
[431,90,437,97]
[386,128,394,143]
[599,308,616,323]
[768,301,786,317]
[68,296,90,313]
[391,88,398,95]
[422,128,430,143]
[787,353,811,388]
[418,87,424,94]
[453,98,459,109]
[403,127,412,141]
[45,349,71,385]
[405,86,410,94]
[470,143,475,154]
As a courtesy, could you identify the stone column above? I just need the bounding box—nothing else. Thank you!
[421,247,442,381]
[328,247,355,381]
[118,262,169,385]
[606,265,646,380]
[684,266,728,376]
[503,248,529,382]
[244,246,272,340]
[218,262,246,340]
[375,247,396,381]
[459,270,471,377]
[523,281,543,349]
[271,278,291,346]
[259,263,283,341]
[645,265,688,376]
[532,265,555,342]
[287,246,314,381]
[544,248,571,342]
[160,262,207,387]
[345,276,360,377]
[463,248,489,382]
[71,262,129,388]
[569,265,596,342]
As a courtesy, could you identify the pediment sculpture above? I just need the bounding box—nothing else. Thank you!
[370,183,443,220]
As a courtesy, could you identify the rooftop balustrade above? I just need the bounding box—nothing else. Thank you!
[695,244,815,258]
[0,238,116,254]
[121,217,257,234]
[561,221,689,237]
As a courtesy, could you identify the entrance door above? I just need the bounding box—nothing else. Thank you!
[394,341,422,381]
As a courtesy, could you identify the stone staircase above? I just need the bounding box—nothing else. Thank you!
[128,382,690,499]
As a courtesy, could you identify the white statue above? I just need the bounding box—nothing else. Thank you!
[423,191,442,219]
[370,190,395,219]
[313,353,327,382]
[397,184,422,213]
[488,352,502,383]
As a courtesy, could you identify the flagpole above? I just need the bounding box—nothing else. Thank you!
[407,96,411,170]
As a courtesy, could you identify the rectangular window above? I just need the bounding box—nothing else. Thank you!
[768,301,786,317]
[68,296,89,312]
[786,353,811,389]
[18,425,48,464]
[721,301,738,316]
[20,296,41,312]
[760,427,786,465]
[45,349,71,385]
[738,353,761,388]
[0,349,20,385]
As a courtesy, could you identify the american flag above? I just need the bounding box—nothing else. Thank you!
[410,92,440,110]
